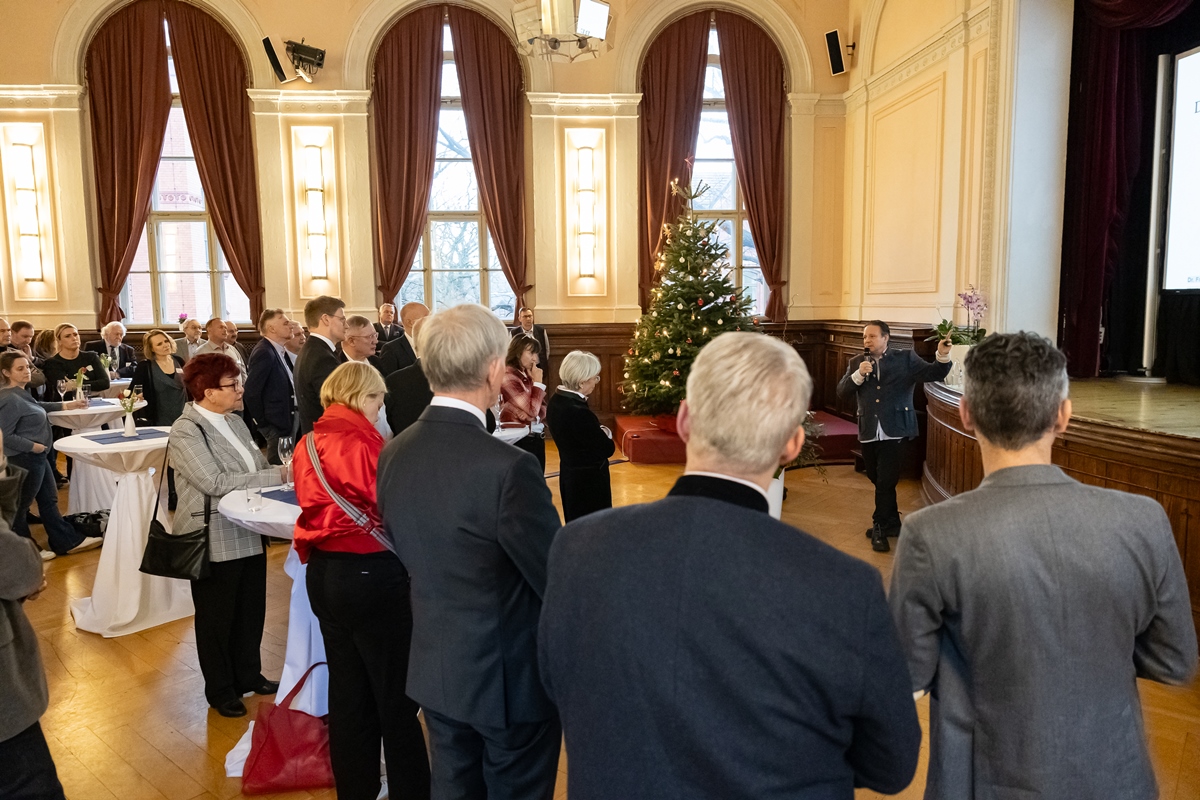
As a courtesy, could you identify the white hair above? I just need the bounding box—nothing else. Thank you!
[102,321,126,336]
[421,304,510,393]
[558,351,601,390]
[685,333,813,475]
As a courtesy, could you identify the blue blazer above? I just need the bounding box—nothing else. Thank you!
[539,475,922,799]
[243,338,295,440]
[836,347,951,440]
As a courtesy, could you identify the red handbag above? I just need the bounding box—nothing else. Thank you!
[241,662,336,795]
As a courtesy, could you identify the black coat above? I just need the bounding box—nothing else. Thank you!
[244,338,296,441]
[131,356,185,426]
[294,336,345,436]
[835,347,951,440]
[84,339,138,378]
[545,391,613,522]
[374,321,405,344]
[538,475,922,800]
[384,360,433,436]
[377,335,417,377]
[378,404,561,727]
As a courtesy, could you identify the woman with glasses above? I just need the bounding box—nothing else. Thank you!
[169,354,282,718]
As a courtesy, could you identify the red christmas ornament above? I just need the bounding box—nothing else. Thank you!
[628,348,633,354]
[697,298,704,306]
[686,338,692,344]
[673,370,680,376]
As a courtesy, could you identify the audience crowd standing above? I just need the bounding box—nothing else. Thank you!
[7,300,1197,800]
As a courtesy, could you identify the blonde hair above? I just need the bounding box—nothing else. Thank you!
[142,329,177,360]
[320,361,386,414]
[558,350,601,390]
[421,304,509,393]
[685,333,813,475]
[54,323,77,341]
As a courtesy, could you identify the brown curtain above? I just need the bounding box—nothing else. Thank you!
[715,12,788,321]
[448,6,530,308]
[164,1,265,321]
[86,0,171,326]
[372,6,444,301]
[637,12,710,310]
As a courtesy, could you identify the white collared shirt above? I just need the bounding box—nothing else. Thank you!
[430,396,487,427]
[193,404,258,472]
[556,386,588,401]
[683,470,770,502]
[268,339,294,386]
[310,332,336,352]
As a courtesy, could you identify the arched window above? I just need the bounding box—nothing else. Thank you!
[690,21,766,316]
[120,21,250,326]
[395,22,516,318]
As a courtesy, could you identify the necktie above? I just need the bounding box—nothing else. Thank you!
[283,351,294,373]
[110,346,118,365]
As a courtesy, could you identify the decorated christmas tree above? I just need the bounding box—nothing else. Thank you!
[621,181,756,416]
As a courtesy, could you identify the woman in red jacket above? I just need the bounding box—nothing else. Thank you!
[292,361,429,800]
[499,335,548,470]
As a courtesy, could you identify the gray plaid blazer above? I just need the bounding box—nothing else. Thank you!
[168,404,278,563]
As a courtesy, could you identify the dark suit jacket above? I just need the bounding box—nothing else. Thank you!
[890,465,1198,800]
[836,347,951,440]
[539,474,922,799]
[294,336,344,436]
[378,404,561,727]
[84,340,138,378]
[510,324,550,368]
[374,322,404,344]
[130,355,185,425]
[384,360,433,436]
[545,391,614,522]
[377,335,417,377]
[244,338,296,441]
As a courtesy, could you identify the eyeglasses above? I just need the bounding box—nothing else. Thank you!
[218,380,244,391]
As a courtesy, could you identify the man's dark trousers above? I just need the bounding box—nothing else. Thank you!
[863,439,902,532]
[0,722,66,800]
[423,709,561,800]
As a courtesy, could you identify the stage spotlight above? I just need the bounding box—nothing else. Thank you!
[262,37,325,84]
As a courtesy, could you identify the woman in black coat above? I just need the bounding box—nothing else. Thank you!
[546,350,614,522]
[131,329,187,509]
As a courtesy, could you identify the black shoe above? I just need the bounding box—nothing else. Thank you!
[883,525,902,538]
[26,513,41,525]
[242,679,280,696]
[55,475,69,489]
[865,526,874,539]
[213,699,247,718]
[871,524,890,553]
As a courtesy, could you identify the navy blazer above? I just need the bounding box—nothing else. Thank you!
[836,348,951,440]
[84,340,137,378]
[244,338,296,440]
[378,404,561,728]
[539,475,922,799]
[377,335,417,377]
[374,321,404,344]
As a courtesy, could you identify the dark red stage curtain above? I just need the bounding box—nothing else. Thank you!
[715,12,788,321]
[637,12,709,310]
[1058,0,1193,376]
[448,6,530,308]
[86,0,171,326]
[371,5,444,302]
[165,1,265,321]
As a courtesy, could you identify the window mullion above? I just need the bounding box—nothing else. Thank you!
[146,221,163,327]
[208,218,221,319]
[479,214,488,306]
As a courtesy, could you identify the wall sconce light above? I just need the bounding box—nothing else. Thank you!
[304,144,328,280]
[577,146,596,278]
[11,143,43,282]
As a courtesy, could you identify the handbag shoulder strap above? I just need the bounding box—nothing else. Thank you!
[280,661,327,709]
[304,433,395,555]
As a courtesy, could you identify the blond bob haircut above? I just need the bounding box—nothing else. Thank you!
[685,333,813,475]
[558,351,602,391]
[420,304,509,393]
[142,329,178,359]
[320,361,386,414]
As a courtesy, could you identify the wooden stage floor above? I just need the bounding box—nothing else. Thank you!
[1069,378,1200,440]
[23,444,1200,799]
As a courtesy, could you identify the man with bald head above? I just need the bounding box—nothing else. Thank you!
[194,318,246,379]
[377,302,429,376]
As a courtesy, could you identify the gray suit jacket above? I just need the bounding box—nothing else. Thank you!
[0,518,48,742]
[889,465,1198,800]
[168,404,278,563]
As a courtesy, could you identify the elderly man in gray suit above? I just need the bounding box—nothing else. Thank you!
[889,332,1198,800]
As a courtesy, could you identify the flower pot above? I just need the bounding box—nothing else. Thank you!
[946,344,973,387]
[652,414,678,434]
[767,474,785,520]
[122,413,138,438]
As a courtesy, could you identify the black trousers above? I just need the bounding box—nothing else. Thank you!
[862,438,902,531]
[307,550,430,800]
[559,463,612,523]
[190,552,267,707]
[514,434,546,472]
[423,709,560,800]
[0,722,65,800]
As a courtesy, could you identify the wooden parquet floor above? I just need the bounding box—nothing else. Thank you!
[25,445,1200,799]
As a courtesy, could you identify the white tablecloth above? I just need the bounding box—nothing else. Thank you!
[49,399,147,515]
[219,490,324,778]
[56,427,194,637]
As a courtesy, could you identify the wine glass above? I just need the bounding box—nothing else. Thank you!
[277,436,294,490]
[56,379,69,399]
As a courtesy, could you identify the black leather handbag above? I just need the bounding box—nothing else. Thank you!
[140,430,212,581]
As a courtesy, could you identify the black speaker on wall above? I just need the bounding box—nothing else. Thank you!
[826,30,846,76]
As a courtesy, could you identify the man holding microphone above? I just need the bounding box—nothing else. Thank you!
[837,321,952,552]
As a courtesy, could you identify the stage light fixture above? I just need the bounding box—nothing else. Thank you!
[263,37,325,84]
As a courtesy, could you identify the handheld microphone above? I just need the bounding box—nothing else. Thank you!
[863,347,873,379]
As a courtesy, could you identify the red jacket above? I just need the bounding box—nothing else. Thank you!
[292,403,387,563]
[500,366,546,426]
